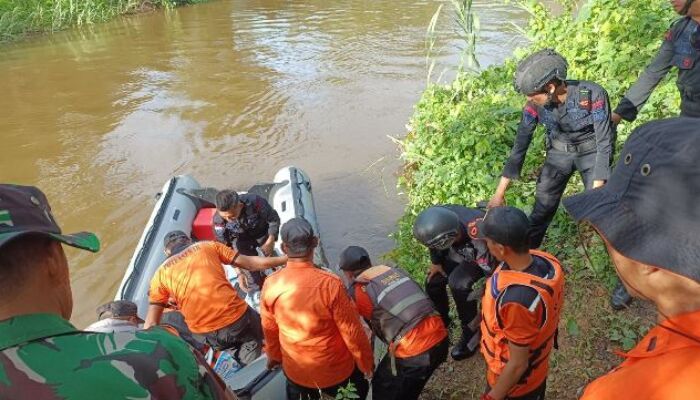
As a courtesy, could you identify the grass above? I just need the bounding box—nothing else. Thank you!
[0,0,206,42]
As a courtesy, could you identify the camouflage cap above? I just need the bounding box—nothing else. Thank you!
[0,184,99,252]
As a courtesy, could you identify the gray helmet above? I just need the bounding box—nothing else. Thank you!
[513,49,568,95]
[413,207,462,250]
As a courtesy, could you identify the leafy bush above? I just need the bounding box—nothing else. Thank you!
[392,0,678,283]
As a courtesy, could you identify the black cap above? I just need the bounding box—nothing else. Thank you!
[475,206,530,249]
[563,118,700,283]
[96,300,144,322]
[281,217,315,257]
[338,246,372,271]
[0,184,100,252]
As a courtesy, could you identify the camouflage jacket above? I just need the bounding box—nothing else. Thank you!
[0,313,234,400]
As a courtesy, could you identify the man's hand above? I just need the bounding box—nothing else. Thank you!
[488,177,511,209]
[266,358,281,370]
[592,180,605,189]
[611,112,622,126]
[427,264,447,282]
[260,239,275,257]
[487,194,506,208]
[237,268,250,293]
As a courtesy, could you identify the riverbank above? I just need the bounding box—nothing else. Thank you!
[0,0,206,42]
[394,0,678,398]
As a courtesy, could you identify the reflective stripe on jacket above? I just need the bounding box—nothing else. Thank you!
[480,250,565,397]
[353,265,438,345]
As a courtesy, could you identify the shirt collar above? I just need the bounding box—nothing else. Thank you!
[622,309,700,360]
[0,313,77,350]
[285,259,316,269]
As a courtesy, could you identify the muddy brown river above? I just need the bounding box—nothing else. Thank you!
[0,0,528,327]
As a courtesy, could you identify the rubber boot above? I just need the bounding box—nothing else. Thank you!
[450,328,479,361]
[611,280,632,311]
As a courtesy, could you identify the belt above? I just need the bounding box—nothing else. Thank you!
[549,136,597,154]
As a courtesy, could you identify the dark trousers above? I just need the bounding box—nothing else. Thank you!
[487,379,546,400]
[160,311,206,352]
[680,96,700,118]
[236,236,268,288]
[529,149,597,249]
[372,338,449,400]
[286,367,369,400]
[197,307,263,366]
[425,258,485,340]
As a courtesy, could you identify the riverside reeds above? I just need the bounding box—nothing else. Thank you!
[0,0,202,42]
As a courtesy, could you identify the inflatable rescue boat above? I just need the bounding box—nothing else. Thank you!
[115,166,327,399]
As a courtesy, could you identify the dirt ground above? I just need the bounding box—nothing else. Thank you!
[419,278,655,400]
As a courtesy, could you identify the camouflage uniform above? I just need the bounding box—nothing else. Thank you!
[0,313,233,400]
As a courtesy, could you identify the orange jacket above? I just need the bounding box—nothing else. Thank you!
[353,277,447,358]
[581,310,700,399]
[149,241,247,334]
[260,260,374,388]
[481,250,564,397]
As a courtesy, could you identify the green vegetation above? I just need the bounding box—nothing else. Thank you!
[394,0,678,397]
[0,0,206,42]
[393,0,677,287]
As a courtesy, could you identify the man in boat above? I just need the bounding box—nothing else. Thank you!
[412,205,496,361]
[85,300,143,333]
[486,49,630,310]
[474,206,564,400]
[0,185,234,399]
[144,230,286,366]
[339,245,448,400]
[564,118,700,398]
[213,189,281,292]
[611,0,700,123]
[261,218,374,400]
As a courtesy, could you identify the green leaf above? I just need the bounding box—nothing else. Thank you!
[566,317,580,337]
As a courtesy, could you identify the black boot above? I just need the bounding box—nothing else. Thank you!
[610,280,632,311]
[450,329,479,361]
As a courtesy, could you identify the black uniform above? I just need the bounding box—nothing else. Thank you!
[426,205,495,350]
[213,193,280,287]
[213,193,280,254]
[615,17,700,120]
[503,80,614,248]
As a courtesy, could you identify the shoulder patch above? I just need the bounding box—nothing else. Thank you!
[665,29,673,41]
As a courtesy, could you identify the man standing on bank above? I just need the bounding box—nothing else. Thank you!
[611,0,700,123]
[413,205,495,361]
[213,189,281,291]
[261,218,374,400]
[475,207,564,400]
[487,49,628,309]
[564,118,700,398]
[339,245,449,400]
[0,185,234,399]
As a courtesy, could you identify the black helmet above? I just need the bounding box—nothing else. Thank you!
[413,206,462,250]
[513,49,568,95]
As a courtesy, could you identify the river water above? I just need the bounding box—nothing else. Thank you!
[0,0,529,327]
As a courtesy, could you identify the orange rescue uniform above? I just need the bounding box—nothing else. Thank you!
[149,241,247,334]
[260,260,374,389]
[481,250,564,397]
[581,310,700,399]
[353,285,447,358]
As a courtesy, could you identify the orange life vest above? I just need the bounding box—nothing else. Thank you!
[480,250,564,397]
